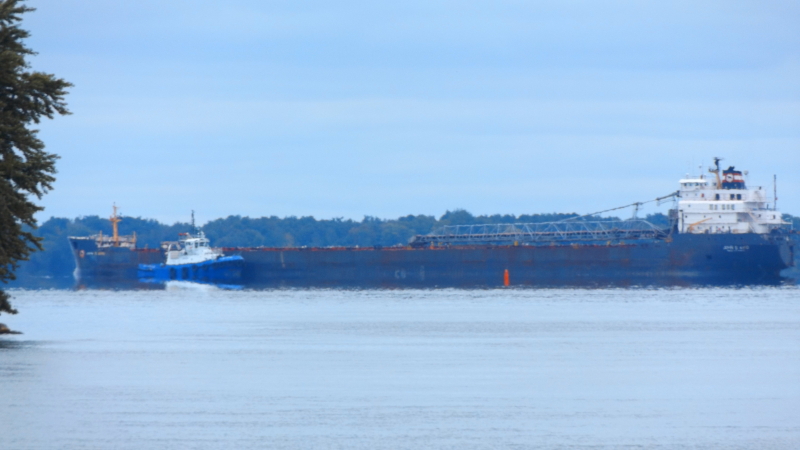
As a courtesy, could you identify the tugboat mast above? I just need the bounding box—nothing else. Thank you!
[774,175,778,211]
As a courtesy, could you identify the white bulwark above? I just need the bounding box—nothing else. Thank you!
[677,159,787,235]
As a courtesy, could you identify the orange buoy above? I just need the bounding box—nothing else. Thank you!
[503,269,510,287]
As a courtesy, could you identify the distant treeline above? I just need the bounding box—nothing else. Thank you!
[7,210,799,287]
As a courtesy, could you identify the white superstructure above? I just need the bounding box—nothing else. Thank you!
[164,231,224,265]
[677,159,787,234]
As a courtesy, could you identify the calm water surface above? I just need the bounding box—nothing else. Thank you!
[1,286,799,449]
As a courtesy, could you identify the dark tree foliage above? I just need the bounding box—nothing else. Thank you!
[643,213,670,228]
[0,1,71,314]
[201,214,438,248]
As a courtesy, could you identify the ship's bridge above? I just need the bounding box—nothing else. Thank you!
[679,178,711,192]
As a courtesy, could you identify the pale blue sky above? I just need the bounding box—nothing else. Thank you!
[26,0,800,224]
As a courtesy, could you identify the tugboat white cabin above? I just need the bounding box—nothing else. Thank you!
[164,231,224,265]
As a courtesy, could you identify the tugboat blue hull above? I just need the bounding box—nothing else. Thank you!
[138,256,244,284]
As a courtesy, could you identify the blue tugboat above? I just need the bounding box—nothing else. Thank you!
[138,231,244,284]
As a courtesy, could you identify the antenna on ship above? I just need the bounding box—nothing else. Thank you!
[191,210,196,233]
[774,175,777,211]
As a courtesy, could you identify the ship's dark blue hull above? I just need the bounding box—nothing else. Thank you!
[71,233,795,288]
[138,256,244,284]
[229,233,795,288]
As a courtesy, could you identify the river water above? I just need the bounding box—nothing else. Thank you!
[2,286,799,449]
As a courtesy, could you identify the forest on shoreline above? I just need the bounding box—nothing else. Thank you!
[7,210,799,288]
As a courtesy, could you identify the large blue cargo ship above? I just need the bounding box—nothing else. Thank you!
[69,160,795,288]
